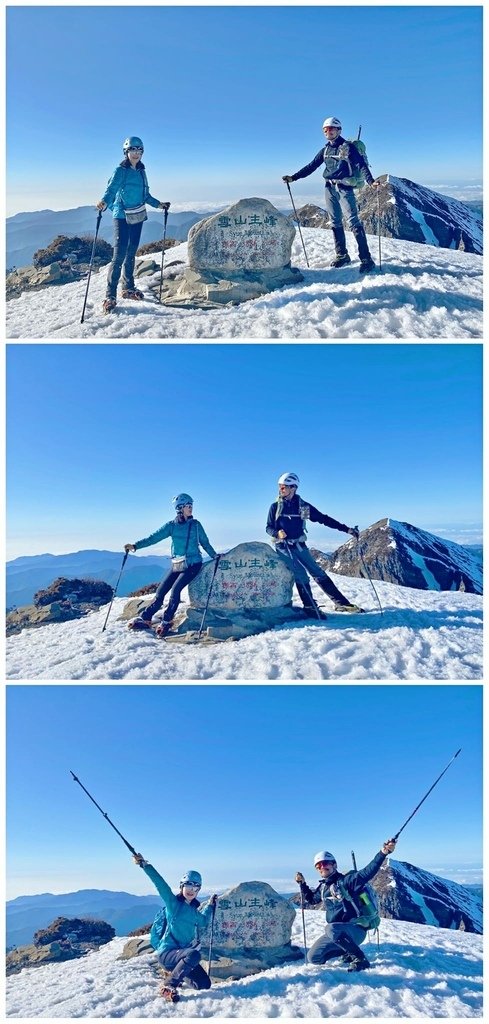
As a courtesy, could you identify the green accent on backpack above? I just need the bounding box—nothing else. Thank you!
[338,140,369,189]
[338,880,380,930]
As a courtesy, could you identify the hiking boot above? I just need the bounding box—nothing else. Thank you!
[122,288,144,300]
[103,298,117,314]
[330,253,352,268]
[155,620,172,637]
[160,985,180,1002]
[359,257,376,275]
[341,954,355,965]
[347,956,371,973]
[302,607,328,620]
[334,603,365,613]
[128,616,152,630]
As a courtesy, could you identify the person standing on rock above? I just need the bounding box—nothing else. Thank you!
[125,493,217,636]
[266,473,363,616]
[295,839,396,972]
[133,853,217,1003]
[282,116,377,274]
[96,136,170,314]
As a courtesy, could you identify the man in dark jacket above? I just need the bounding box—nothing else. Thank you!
[283,115,376,273]
[266,472,363,617]
[296,838,397,971]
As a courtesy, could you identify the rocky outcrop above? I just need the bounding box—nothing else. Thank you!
[6,577,113,636]
[7,917,115,976]
[33,234,112,268]
[373,859,482,933]
[316,518,482,594]
[33,577,113,608]
[293,204,330,229]
[357,175,483,253]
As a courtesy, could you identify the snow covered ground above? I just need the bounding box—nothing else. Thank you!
[6,576,482,680]
[5,913,482,1018]
[6,229,482,339]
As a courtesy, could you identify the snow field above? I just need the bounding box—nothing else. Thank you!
[5,914,482,1018]
[6,577,482,680]
[6,229,482,339]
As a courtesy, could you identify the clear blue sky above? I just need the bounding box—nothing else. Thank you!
[6,5,482,215]
[6,344,482,559]
[6,684,482,899]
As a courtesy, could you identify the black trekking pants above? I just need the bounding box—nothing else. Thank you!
[141,562,202,624]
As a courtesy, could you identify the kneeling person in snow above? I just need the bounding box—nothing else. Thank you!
[267,473,363,616]
[296,840,396,972]
[125,493,217,635]
[133,854,217,1003]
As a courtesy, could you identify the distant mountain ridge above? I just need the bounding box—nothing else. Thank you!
[7,207,214,269]
[6,549,171,609]
[6,889,164,949]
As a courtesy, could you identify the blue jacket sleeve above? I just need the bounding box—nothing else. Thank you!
[292,149,325,181]
[135,522,173,550]
[141,863,179,914]
[307,502,350,534]
[195,522,217,559]
[347,852,387,894]
[102,166,125,208]
[266,502,279,538]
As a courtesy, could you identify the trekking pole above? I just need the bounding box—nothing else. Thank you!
[285,181,309,267]
[377,188,382,272]
[299,887,308,963]
[197,554,221,639]
[80,209,103,323]
[70,771,138,855]
[355,530,383,615]
[393,749,462,841]
[351,850,357,870]
[101,551,128,633]
[158,206,169,303]
[207,900,217,977]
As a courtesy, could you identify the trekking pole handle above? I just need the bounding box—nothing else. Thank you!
[70,771,138,855]
[393,748,462,841]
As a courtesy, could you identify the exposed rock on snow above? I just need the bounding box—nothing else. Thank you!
[373,859,482,934]
[318,518,482,594]
[357,175,483,253]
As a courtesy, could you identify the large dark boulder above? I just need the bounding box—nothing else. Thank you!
[34,577,113,608]
[33,234,112,268]
[34,916,115,946]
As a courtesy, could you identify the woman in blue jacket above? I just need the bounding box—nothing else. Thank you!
[133,853,217,1003]
[125,492,217,635]
[97,136,169,314]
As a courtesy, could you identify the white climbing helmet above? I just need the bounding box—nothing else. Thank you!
[278,473,299,487]
[172,493,193,509]
[314,850,336,867]
[323,117,342,130]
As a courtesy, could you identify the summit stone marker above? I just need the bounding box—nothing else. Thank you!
[159,198,304,306]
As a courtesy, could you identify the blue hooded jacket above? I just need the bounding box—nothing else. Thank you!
[134,516,217,564]
[102,162,162,219]
[142,863,213,954]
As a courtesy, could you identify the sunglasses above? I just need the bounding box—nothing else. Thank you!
[316,860,335,868]
[128,147,143,153]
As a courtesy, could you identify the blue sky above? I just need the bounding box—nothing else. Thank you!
[6,344,482,559]
[6,5,482,215]
[6,685,482,898]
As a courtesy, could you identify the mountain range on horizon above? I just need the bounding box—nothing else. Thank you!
[6,175,483,269]
[6,518,483,611]
[6,859,483,950]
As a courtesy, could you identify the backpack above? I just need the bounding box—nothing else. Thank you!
[338,880,380,931]
[338,139,370,189]
[150,907,168,950]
